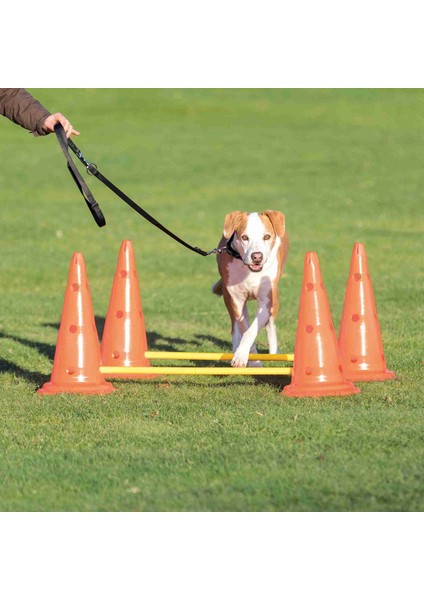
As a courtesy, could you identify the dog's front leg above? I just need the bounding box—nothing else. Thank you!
[266,285,280,355]
[232,302,270,368]
[265,317,279,354]
[223,290,250,362]
[231,302,249,353]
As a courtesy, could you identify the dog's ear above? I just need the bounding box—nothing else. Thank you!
[223,211,245,239]
[263,210,285,239]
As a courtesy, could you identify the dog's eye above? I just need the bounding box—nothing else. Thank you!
[241,235,249,241]
[264,234,271,240]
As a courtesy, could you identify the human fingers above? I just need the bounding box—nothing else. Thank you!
[56,114,74,138]
[42,113,80,136]
[53,113,79,137]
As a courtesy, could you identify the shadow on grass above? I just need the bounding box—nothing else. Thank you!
[251,374,291,391]
[0,357,47,388]
[0,331,55,361]
[146,331,192,351]
[0,330,55,388]
[193,333,229,350]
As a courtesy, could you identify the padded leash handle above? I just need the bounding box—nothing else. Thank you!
[54,124,106,227]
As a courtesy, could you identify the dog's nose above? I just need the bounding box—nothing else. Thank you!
[251,252,263,263]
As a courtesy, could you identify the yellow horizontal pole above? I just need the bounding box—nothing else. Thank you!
[100,366,293,376]
[144,351,294,362]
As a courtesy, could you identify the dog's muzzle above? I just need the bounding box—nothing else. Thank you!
[247,251,264,271]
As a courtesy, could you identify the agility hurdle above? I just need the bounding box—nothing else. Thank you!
[100,351,293,377]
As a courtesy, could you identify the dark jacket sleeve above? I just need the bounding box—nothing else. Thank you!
[0,88,51,135]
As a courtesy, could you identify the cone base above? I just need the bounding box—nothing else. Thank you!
[344,369,396,382]
[37,380,116,396]
[281,380,360,398]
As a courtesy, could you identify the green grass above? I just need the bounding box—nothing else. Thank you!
[0,88,423,511]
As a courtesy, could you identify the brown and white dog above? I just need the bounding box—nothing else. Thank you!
[212,210,288,368]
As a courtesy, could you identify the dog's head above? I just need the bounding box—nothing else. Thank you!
[223,210,286,272]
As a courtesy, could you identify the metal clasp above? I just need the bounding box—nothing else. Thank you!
[87,163,98,176]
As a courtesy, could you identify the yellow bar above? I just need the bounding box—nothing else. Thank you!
[144,351,294,362]
[100,366,293,376]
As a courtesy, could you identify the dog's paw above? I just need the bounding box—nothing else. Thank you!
[248,360,263,368]
[231,349,249,368]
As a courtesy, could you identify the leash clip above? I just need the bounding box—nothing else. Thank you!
[206,235,242,260]
[207,247,223,256]
[206,246,231,256]
[86,162,98,176]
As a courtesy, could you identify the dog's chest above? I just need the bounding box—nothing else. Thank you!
[226,259,278,300]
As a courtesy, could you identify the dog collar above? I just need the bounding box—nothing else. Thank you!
[225,233,242,260]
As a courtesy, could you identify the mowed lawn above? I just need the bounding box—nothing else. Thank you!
[0,88,423,511]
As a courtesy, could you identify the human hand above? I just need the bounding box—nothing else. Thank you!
[42,113,80,138]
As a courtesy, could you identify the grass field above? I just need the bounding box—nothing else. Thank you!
[0,88,423,511]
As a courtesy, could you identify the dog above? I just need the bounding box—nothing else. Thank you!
[212,210,288,368]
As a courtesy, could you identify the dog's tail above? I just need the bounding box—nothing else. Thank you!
[212,279,223,296]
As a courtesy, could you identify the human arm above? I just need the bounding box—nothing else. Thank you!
[0,88,79,137]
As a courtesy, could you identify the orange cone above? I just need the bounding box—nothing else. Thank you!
[282,252,360,397]
[100,240,154,378]
[338,243,395,381]
[38,253,116,395]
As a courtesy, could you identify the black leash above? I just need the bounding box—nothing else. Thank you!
[54,124,241,259]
